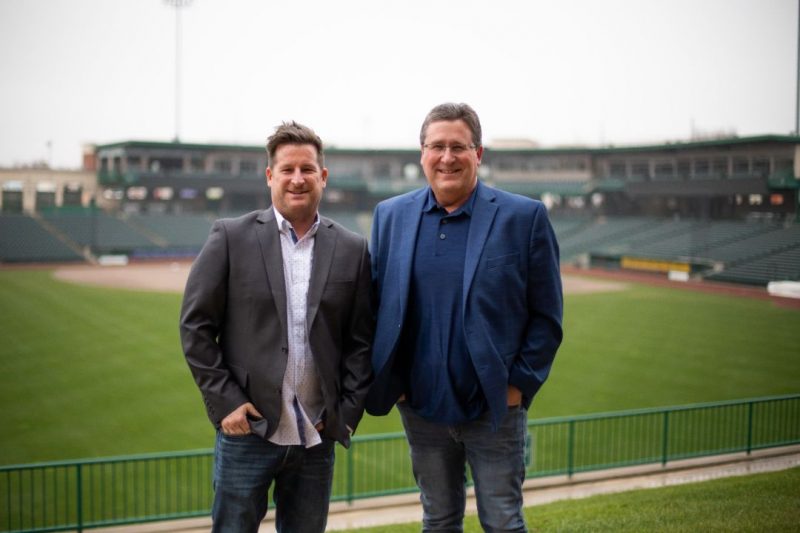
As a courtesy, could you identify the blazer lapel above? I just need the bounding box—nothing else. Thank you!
[463,182,498,303]
[306,217,336,328]
[255,208,288,338]
[395,191,426,321]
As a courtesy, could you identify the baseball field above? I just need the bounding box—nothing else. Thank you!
[0,263,798,466]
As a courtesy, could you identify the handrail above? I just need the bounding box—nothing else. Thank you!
[2,394,798,532]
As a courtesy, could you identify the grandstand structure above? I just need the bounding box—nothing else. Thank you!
[1,135,799,286]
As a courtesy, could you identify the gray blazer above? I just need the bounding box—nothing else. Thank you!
[179,208,373,447]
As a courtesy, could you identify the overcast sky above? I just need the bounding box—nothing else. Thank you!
[0,0,796,169]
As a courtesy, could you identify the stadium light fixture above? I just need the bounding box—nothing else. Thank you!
[164,0,193,143]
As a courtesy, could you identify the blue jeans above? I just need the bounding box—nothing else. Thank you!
[211,432,335,533]
[398,403,528,533]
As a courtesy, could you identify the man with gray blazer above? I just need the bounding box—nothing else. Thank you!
[180,121,373,533]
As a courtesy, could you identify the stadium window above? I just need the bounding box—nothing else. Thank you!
[732,157,750,176]
[206,187,224,200]
[630,162,650,180]
[712,158,728,178]
[2,180,23,191]
[126,187,147,201]
[373,162,391,179]
[403,163,420,181]
[748,194,763,206]
[677,160,691,179]
[153,187,174,201]
[608,161,626,177]
[149,157,182,173]
[36,182,56,210]
[103,189,124,200]
[567,197,585,208]
[191,157,205,172]
[654,161,675,180]
[752,157,770,176]
[127,156,142,170]
[1,189,23,213]
[214,159,232,173]
[179,188,199,199]
[63,184,83,206]
[326,189,344,203]
[560,158,582,171]
[240,160,257,174]
[694,160,710,177]
[542,158,558,171]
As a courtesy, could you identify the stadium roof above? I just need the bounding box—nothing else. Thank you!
[95,134,800,156]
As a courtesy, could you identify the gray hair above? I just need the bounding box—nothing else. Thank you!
[419,102,482,147]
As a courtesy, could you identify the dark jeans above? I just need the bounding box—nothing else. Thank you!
[398,403,528,533]
[211,432,335,533]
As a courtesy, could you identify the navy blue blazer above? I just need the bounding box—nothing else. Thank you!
[365,181,563,429]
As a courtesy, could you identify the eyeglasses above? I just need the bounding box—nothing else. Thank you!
[422,143,476,155]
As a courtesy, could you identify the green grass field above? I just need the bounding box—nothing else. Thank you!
[346,466,800,532]
[0,269,798,465]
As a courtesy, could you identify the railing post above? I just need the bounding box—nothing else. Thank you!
[347,441,354,505]
[661,411,670,467]
[76,463,83,533]
[746,401,754,455]
[567,420,575,478]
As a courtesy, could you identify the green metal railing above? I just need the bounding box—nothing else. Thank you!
[2,394,798,532]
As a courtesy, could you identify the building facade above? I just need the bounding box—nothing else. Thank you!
[5,135,797,220]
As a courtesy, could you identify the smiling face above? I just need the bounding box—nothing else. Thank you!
[266,143,328,237]
[420,120,484,212]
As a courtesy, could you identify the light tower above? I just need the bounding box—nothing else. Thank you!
[164,0,192,142]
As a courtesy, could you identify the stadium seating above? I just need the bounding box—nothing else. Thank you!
[3,208,798,286]
[552,215,799,285]
[557,217,660,262]
[126,213,214,251]
[0,214,83,263]
[705,225,800,284]
[41,211,157,254]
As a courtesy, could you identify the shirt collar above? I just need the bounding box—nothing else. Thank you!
[422,182,478,217]
[273,208,320,241]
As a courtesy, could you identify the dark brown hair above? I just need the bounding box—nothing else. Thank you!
[266,121,324,168]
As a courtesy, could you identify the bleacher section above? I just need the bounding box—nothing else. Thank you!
[705,225,800,285]
[126,213,214,255]
[556,217,660,262]
[41,211,157,255]
[2,210,798,286]
[588,220,777,261]
[566,217,799,285]
[0,214,83,263]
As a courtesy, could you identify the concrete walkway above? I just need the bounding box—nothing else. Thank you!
[97,445,800,533]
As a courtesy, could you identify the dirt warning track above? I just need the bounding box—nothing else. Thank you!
[52,262,628,295]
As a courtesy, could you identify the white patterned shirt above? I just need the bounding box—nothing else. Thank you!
[268,210,324,448]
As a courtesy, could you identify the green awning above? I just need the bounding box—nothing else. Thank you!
[493,181,589,196]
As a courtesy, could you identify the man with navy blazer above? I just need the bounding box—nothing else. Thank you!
[366,103,563,532]
[180,122,372,533]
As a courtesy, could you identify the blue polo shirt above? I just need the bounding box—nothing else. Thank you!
[399,187,486,423]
